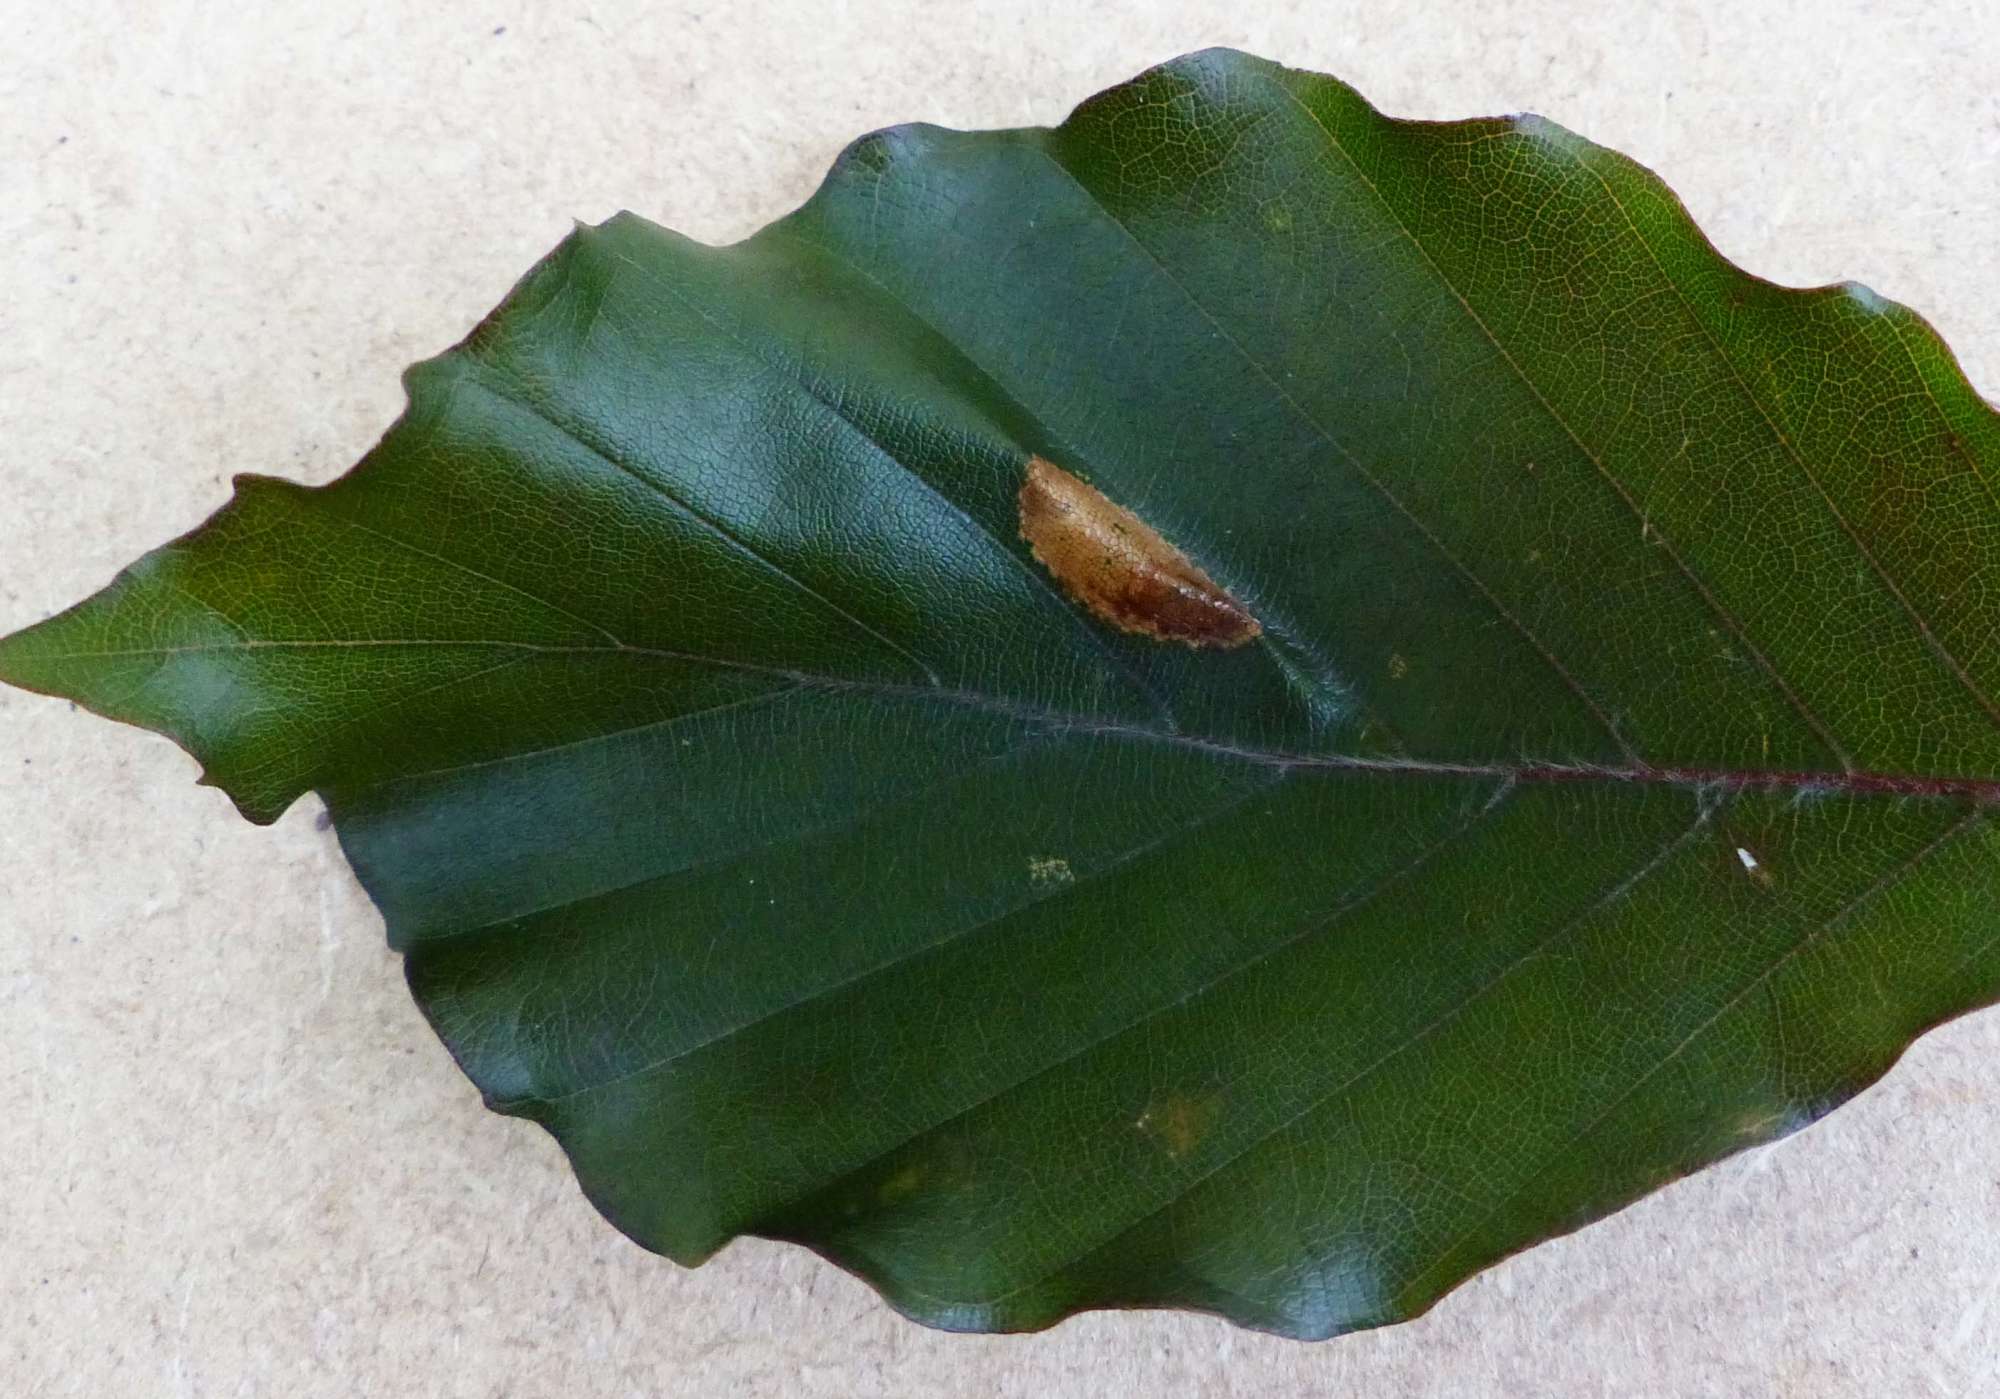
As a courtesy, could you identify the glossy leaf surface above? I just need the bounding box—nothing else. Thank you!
[5,50,2000,1338]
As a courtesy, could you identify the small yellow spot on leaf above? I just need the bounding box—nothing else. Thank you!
[1387,652,1409,681]
[878,1163,927,1203]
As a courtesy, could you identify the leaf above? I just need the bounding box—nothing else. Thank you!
[4,48,1999,1340]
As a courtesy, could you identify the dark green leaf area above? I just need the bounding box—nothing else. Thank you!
[4,49,1998,1337]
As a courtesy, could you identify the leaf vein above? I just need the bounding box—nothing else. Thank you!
[1258,72,1857,772]
[1035,140,1643,767]
[1567,145,2000,740]
[601,232,1181,730]
[1399,804,1990,1306]
[957,799,1718,1310]
[453,364,945,688]
[494,764,1292,1108]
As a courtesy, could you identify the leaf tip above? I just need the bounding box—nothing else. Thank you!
[0,626,30,692]
[0,604,73,698]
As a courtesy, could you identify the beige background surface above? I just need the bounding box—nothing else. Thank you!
[3,1,1998,1394]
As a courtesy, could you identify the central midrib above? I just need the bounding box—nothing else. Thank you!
[26,630,2000,804]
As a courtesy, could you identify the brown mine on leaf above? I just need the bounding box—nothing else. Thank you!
[1016,455,1261,649]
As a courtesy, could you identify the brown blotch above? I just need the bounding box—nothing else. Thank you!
[1135,1091,1224,1160]
[1017,456,1261,649]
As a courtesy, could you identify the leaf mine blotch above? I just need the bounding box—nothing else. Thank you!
[1017,455,1261,649]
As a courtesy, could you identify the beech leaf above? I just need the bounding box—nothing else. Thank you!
[6,49,2000,1338]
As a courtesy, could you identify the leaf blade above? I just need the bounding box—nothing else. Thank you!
[5,48,1999,1338]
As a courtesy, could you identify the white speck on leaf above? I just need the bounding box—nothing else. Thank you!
[1510,112,1586,155]
[1842,281,1889,314]
[1028,856,1074,887]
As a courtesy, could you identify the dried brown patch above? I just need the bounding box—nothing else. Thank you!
[1017,456,1260,649]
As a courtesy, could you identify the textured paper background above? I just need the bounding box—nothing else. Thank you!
[3,2,1998,1394]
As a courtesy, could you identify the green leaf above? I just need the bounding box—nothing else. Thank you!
[4,48,1999,1339]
